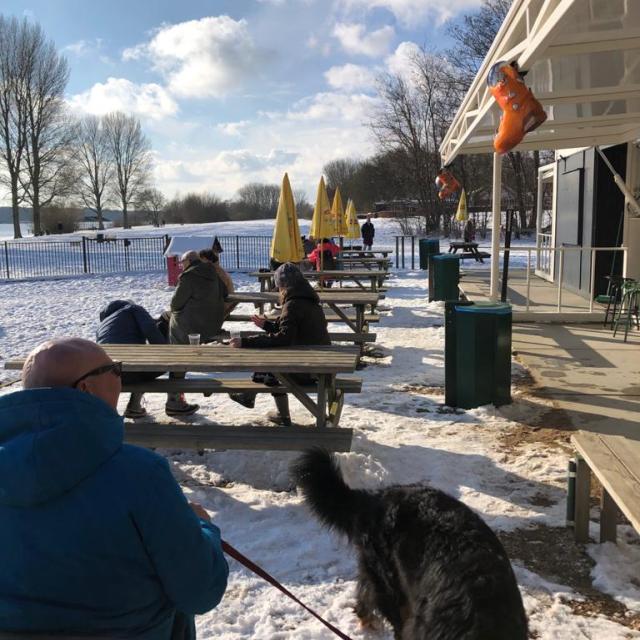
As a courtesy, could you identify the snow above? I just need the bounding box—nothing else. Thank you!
[1,221,638,639]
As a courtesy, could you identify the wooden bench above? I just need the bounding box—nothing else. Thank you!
[228,312,380,324]
[571,431,640,543]
[456,251,491,262]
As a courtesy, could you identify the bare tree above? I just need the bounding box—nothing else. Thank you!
[75,115,113,230]
[17,21,73,236]
[104,112,151,229]
[136,187,166,227]
[0,16,29,238]
[234,182,280,218]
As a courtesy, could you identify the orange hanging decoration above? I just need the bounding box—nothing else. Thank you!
[435,168,461,200]
[487,61,547,155]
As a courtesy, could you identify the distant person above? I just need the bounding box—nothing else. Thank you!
[168,250,228,416]
[96,299,167,419]
[302,235,315,255]
[0,338,228,639]
[229,262,330,426]
[361,214,375,250]
[463,218,476,243]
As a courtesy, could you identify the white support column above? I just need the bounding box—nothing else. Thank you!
[490,152,502,300]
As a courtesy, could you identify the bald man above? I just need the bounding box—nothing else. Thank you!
[0,338,228,639]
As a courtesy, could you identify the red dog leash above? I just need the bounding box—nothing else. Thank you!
[222,540,353,640]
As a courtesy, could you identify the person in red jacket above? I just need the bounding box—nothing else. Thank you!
[307,238,339,287]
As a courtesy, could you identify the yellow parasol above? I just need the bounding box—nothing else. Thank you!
[310,176,333,240]
[344,199,360,240]
[455,188,468,222]
[270,172,304,264]
[332,186,348,237]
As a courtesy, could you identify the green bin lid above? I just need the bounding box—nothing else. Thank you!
[455,302,511,314]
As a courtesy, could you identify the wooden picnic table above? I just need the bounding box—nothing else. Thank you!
[448,241,490,263]
[250,269,389,293]
[338,249,392,258]
[227,290,380,332]
[4,344,360,451]
[336,257,392,271]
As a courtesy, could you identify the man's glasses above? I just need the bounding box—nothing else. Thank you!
[71,361,123,388]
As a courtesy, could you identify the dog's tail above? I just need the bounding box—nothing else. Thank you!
[291,448,364,539]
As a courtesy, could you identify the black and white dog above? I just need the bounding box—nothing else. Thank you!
[291,449,528,640]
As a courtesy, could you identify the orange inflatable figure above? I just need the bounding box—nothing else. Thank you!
[487,61,546,155]
[435,168,461,200]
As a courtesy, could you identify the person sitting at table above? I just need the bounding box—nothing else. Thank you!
[0,338,228,639]
[96,299,167,419]
[308,237,339,287]
[168,250,228,417]
[229,262,330,426]
[199,248,235,318]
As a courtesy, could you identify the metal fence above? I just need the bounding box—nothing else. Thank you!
[0,235,274,281]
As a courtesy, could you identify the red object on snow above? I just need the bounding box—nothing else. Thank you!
[166,256,183,286]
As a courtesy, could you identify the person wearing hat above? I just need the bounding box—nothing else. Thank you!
[229,262,330,425]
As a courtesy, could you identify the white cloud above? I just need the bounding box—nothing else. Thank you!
[325,63,376,91]
[68,77,178,120]
[332,22,394,57]
[216,120,251,136]
[287,91,379,122]
[385,41,421,84]
[122,16,263,99]
[339,0,483,27]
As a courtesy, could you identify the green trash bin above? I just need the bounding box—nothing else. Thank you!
[444,301,512,409]
[429,254,459,302]
[419,238,440,270]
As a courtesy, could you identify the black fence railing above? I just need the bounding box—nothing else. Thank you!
[0,234,276,281]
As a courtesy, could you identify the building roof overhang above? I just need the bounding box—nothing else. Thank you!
[440,0,640,164]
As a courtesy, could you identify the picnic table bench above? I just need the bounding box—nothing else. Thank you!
[338,249,392,259]
[336,257,392,271]
[250,269,389,293]
[4,344,361,452]
[571,431,640,543]
[448,241,490,263]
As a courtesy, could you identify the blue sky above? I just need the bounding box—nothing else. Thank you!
[4,0,482,201]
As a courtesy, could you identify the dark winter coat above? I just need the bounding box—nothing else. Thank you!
[170,260,227,344]
[96,300,166,345]
[0,388,228,638]
[361,220,375,245]
[242,279,330,348]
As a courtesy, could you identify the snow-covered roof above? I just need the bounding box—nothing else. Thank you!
[163,235,216,257]
[441,0,640,164]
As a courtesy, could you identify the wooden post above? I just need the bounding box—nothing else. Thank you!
[600,490,617,543]
[4,241,9,279]
[574,456,591,543]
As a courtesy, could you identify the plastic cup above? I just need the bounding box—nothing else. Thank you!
[188,333,201,345]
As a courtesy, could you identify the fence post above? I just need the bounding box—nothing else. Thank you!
[236,236,240,270]
[395,236,399,269]
[4,241,9,279]
[82,236,88,273]
[401,237,405,269]
[411,236,415,270]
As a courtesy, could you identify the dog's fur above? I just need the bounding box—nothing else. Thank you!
[291,449,528,640]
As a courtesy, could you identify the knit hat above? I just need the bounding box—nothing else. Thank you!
[274,262,304,288]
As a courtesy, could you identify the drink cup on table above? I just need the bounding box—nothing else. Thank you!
[188,333,200,345]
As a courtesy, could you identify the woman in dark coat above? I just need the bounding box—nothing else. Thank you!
[229,262,330,425]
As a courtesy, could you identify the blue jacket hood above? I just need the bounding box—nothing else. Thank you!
[99,299,131,321]
[0,388,123,507]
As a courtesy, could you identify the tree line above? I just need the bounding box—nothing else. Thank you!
[323,0,552,236]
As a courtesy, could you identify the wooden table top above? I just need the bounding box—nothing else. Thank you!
[228,291,380,306]
[4,344,360,375]
[249,270,388,279]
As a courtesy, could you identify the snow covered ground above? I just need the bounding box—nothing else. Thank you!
[1,229,637,639]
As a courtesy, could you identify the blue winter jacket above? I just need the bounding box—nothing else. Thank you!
[0,388,228,638]
[96,300,166,345]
